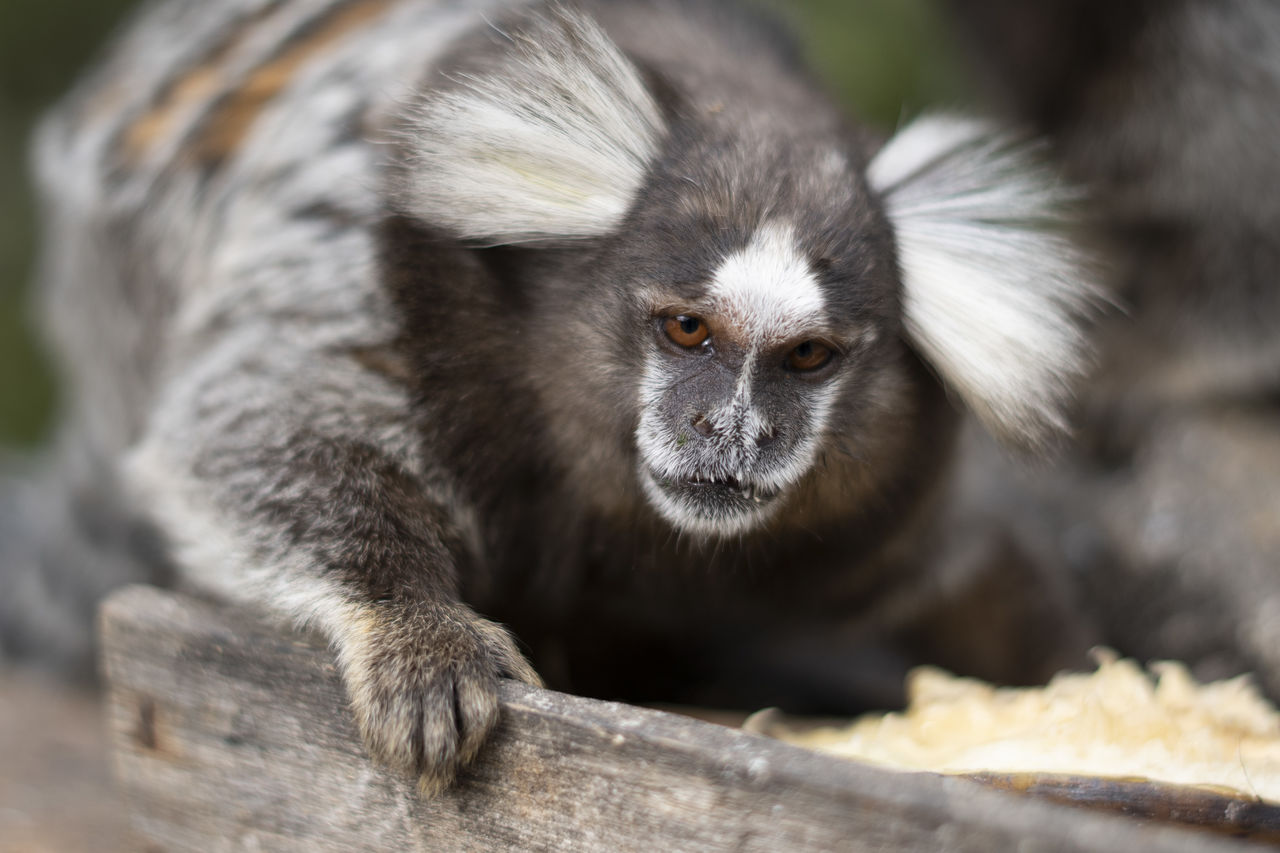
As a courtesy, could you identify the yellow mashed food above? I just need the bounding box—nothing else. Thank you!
[780,653,1280,803]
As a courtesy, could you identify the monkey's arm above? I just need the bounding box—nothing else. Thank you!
[124,317,539,792]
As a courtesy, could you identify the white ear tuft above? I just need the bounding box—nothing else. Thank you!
[868,114,1104,447]
[398,5,665,244]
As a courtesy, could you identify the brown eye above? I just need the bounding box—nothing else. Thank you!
[786,340,832,372]
[663,315,709,348]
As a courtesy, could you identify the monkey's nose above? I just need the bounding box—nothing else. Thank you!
[689,414,777,448]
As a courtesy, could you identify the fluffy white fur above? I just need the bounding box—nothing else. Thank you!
[707,221,827,343]
[399,5,665,243]
[868,114,1102,446]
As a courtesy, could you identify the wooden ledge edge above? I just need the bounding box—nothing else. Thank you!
[99,585,1257,852]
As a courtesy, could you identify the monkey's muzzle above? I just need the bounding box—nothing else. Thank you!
[646,468,782,530]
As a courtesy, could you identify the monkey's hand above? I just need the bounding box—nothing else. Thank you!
[339,600,542,795]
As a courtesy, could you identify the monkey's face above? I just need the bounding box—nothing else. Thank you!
[625,206,897,537]
[585,108,906,538]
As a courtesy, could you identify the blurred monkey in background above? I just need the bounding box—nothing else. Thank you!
[946,0,1280,696]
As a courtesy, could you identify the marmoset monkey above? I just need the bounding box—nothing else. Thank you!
[19,0,1100,792]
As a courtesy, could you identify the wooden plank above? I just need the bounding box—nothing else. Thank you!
[100,586,1264,852]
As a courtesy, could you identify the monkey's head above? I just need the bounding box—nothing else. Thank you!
[391,4,1100,538]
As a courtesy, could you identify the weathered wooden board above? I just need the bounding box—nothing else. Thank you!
[100,586,1267,852]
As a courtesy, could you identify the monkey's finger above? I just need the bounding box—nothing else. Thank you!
[455,673,500,765]
[475,618,544,687]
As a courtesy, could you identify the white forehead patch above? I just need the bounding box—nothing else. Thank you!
[707,221,826,342]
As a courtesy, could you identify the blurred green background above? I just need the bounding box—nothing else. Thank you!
[0,0,140,446]
[0,0,971,448]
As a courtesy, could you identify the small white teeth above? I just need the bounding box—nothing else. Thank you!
[670,473,772,502]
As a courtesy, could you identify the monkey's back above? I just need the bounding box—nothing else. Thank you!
[32,0,516,459]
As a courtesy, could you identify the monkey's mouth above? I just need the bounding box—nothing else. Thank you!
[643,468,783,532]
